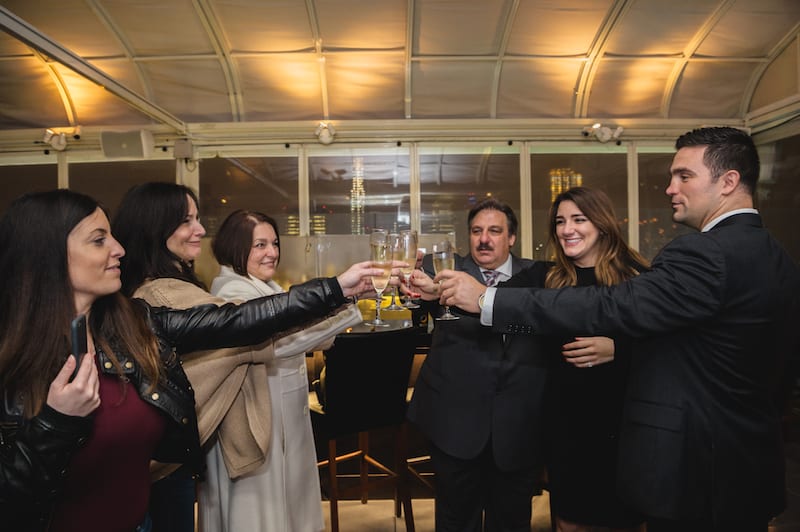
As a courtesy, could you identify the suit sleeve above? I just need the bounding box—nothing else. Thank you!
[493,233,726,338]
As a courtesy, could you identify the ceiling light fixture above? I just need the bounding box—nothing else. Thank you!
[315,122,336,145]
[581,124,624,145]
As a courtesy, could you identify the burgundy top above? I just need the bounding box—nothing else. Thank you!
[50,365,166,532]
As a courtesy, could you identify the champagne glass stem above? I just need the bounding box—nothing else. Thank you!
[402,272,420,309]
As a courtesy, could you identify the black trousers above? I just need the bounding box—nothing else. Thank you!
[430,440,541,532]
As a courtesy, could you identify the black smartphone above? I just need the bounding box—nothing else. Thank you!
[70,314,88,381]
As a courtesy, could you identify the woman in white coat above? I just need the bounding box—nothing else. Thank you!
[202,209,361,532]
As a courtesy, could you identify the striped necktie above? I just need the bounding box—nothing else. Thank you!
[482,269,500,287]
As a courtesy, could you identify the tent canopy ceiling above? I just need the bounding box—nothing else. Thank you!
[0,0,798,146]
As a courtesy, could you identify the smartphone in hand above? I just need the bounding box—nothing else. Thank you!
[70,314,88,381]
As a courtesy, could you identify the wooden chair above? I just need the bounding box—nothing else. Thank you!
[310,323,422,532]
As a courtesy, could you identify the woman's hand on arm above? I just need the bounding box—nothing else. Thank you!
[561,336,615,369]
[46,353,101,417]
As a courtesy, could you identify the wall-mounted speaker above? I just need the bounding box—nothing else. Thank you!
[100,130,154,158]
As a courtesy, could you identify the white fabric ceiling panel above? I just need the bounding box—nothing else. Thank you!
[0,25,27,55]
[506,0,612,56]
[696,0,800,57]
[1,0,120,57]
[326,52,406,119]
[751,45,799,111]
[415,0,509,56]
[142,60,231,122]
[411,61,496,117]
[0,0,797,141]
[588,59,675,118]
[215,1,314,52]
[102,0,213,56]
[237,55,323,121]
[671,62,757,119]
[496,60,583,118]
[603,0,718,55]
[316,0,406,50]
[55,64,149,126]
[0,57,67,128]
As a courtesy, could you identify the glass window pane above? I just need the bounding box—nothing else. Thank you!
[0,164,57,214]
[70,160,176,216]
[531,152,628,261]
[308,148,410,235]
[419,146,520,256]
[759,134,800,263]
[199,156,299,236]
[637,152,693,260]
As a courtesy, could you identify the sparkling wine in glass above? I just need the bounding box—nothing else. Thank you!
[366,229,391,327]
[432,239,459,321]
[399,230,419,309]
[386,233,405,310]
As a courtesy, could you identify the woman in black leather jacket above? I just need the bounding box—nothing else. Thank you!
[0,189,380,532]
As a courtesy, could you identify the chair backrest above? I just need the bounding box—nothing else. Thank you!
[318,326,421,438]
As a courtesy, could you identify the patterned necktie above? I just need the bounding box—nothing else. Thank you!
[483,269,500,287]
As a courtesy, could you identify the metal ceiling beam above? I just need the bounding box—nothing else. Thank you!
[404,0,415,119]
[0,5,187,134]
[574,0,632,118]
[85,0,155,103]
[194,0,244,122]
[490,0,520,119]
[660,0,735,118]
[305,0,330,120]
[740,23,800,118]
[34,49,77,125]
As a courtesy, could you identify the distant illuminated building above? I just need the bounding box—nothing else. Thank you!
[549,168,583,203]
[286,214,300,236]
[311,214,327,235]
[350,156,366,234]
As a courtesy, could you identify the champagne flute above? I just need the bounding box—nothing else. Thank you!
[432,239,459,321]
[399,229,420,309]
[366,229,391,327]
[385,233,405,310]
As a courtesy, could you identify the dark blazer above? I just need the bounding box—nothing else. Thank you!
[491,213,800,526]
[407,253,548,471]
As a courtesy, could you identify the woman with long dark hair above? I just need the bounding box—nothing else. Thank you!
[0,189,374,531]
[112,183,372,531]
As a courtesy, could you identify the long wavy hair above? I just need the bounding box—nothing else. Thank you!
[0,190,161,416]
[112,182,204,296]
[545,187,649,288]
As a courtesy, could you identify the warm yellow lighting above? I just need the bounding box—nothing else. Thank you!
[549,168,583,203]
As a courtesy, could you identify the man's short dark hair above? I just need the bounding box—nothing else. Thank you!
[675,126,759,194]
[467,198,518,236]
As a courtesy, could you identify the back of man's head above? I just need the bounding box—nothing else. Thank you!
[675,127,759,195]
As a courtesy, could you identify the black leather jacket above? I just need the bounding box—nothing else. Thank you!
[0,276,346,531]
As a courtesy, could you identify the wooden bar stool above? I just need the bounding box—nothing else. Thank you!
[310,322,421,532]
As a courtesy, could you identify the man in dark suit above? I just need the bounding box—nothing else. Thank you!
[407,198,545,532]
[435,127,800,531]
